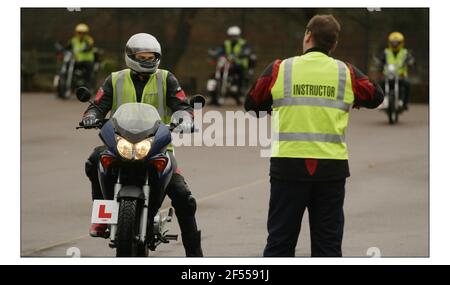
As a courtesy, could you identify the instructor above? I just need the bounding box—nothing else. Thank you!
[245,15,384,257]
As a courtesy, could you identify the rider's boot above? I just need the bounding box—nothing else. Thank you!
[89,223,109,238]
[168,173,203,256]
[209,91,220,106]
[85,150,108,238]
[181,230,204,257]
[178,216,203,257]
[234,95,242,106]
[233,90,242,106]
[88,180,109,238]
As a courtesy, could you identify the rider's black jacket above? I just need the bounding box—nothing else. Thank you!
[84,70,193,119]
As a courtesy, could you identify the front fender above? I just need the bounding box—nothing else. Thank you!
[117,185,145,200]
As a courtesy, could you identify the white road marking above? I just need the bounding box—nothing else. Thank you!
[22,178,268,256]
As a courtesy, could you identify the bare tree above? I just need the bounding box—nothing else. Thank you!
[163,8,199,71]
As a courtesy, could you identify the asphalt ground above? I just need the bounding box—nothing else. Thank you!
[21,93,428,257]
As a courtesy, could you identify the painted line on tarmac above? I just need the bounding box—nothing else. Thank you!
[195,178,267,204]
[21,234,91,257]
[22,177,268,256]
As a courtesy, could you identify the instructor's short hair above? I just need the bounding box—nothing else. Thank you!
[306,14,341,52]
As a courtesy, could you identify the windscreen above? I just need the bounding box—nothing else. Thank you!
[112,103,161,134]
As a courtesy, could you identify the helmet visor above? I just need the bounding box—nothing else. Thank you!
[126,45,160,56]
[390,40,401,48]
[125,53,160,73]
[127,53,159,67]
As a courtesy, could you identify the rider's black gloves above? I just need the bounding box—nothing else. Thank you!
[171,111,194,133]
[82,114,99,129]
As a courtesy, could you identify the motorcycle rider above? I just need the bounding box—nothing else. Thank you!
[65,23,96,90]
[82,33,203,257]
[375,32,414,111]
[208,26,254,105]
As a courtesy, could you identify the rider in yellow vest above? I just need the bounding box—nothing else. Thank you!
[376,32,414,110]
[208,26,254,105]
[245,15,384,257]
[81,33,203,257]
[66,23,96,88]
[224,26,250,70]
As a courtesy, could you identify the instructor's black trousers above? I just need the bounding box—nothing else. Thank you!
[263,177,346,257]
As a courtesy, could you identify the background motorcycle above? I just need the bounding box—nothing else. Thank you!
[76,87,205,257]
[206,52,240,106]
[379,63,405,124]
[54,43,102,99]
[206,48,256,106]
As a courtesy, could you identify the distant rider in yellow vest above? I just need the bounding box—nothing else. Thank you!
[376,32,414,110]
[224,26,250,71]
[81,33,203,257]
[245,15,384,257]
[66,23,95,89]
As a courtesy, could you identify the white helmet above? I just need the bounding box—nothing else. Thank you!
[125,33,161,74]
[227,26,241,37]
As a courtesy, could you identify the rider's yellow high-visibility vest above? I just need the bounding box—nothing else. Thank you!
[270,52,355,159]
[111,68,173,151]
[384,48,409,77]
[71,36,95,62]
[111,69,170,121]
[224,39,249,69]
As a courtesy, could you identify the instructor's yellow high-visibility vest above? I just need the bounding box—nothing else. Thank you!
[270,52,355,159]
[384,48,409,77]
[111,68,173,151]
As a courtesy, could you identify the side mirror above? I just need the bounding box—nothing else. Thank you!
[76,87,92,102]
[190,94,206,109]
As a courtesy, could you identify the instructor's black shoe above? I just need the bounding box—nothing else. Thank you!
[182,230,204,257]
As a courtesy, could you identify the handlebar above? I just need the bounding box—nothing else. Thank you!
[168,119,182,132]
[76,119,109,130]
[77,118,198,133]
[167,118,199,133]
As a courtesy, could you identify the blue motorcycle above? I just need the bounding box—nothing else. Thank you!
[76,87,203,257]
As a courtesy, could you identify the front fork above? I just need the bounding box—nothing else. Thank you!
[384,78,400,110]
[109,170,150,244]
[139,177,150,242]
[384,79,390,108]
[109,171,121,244]
[109,171,177,249]
[66,59,75,92]
[394,76,400,109]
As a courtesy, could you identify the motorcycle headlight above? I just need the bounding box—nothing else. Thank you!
[116,136,152,160]
[134,139,152,160]
[388,64,395,71]
[116,137,134,160]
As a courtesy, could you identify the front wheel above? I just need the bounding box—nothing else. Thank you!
[116,199,148,257]
[56,75,71,99]
[217,79,226,106]
[387,91,399,125]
